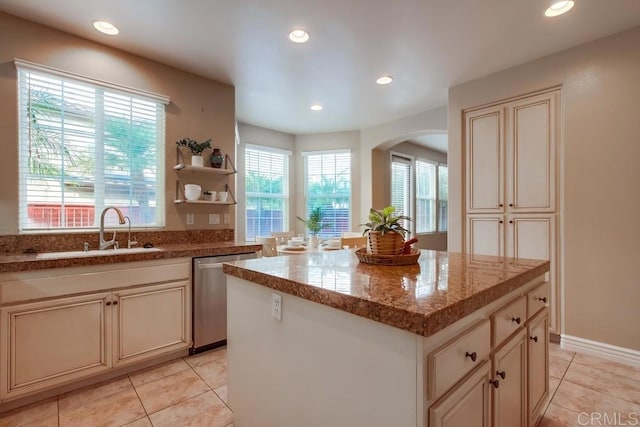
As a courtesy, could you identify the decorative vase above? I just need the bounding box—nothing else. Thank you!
[367,231,404,255]
[210,148,224,168]
[308,235,319,249]
[191,155,204,167]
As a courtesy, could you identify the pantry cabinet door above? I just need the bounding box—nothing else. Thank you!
[466,106,505,213]
[507,92,557,212]
[466,215,504,257]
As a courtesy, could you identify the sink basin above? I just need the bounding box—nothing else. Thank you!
[36,247,162,260]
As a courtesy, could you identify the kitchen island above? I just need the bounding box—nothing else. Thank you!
[223,249,551,427]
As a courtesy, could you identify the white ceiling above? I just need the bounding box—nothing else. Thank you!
[1,0,639,135]
[409,134,448,154]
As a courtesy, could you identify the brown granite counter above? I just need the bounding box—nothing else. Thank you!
[0,241,261,273]
[223,249,550,337]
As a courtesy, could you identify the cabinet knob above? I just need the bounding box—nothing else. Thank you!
[509,220,513,224]
[511,316,521,325]
[113,300,119,306]
[489,379,500,389]
[530,336,538,343]
[105,301,112,306]
[499,203,503,207]
[538,297,547,303]
[465,351,477,362]
[499,220,503,224]
[496,370,506,380]
[509,203,514,207]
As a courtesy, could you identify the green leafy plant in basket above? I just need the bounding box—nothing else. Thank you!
[361,206,410,237]
[175,137,212,155]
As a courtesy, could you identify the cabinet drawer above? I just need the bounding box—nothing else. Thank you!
[527,281,550,320]
[428,320,491,400]
[491,296,526,347]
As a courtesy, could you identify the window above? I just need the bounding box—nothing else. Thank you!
[303,150,351,238]
[438,165,448,232]
[416,160,437,233]
[245,144,290,240]
[391,155,412,234]
[17,61,167,231]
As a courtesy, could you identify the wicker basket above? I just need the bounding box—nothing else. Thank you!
[355,248,420,266]
[366,231,404,255]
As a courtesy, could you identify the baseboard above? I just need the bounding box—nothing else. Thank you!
[561,334,640,368]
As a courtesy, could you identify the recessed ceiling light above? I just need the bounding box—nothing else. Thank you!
[376,75,393,85]
[545,1,575,17]
[289,29,309,43]
[310,104,323,111]
[93,20,119,35]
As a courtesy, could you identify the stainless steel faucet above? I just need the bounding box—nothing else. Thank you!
[99,206,126,250]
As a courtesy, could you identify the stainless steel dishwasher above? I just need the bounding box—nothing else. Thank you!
[191,252,257,354]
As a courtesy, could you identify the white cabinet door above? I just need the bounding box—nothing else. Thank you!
[0,293,111,400]
[466,215,504,257]
[113,281,191,367]
[429,361,491,427]
[492,330,527,427]
[466,106,505,213]
[528,309,549,427]
[507,92,557,212]
[507,214,559,333]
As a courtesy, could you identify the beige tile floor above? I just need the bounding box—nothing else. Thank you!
[2,343,640,426]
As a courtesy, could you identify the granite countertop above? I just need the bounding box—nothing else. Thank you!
[0,241,262,273]
[223,249,550,337]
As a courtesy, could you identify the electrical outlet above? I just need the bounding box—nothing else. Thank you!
[209,214,220,224]
[186,213,195,225]
[223,213,231,224]
[272,293,282,320]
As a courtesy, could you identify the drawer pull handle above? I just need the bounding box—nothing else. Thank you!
[530,336,538,343]
[511,316,521,325]
[465,351,477,362]
[489,379,500,388]
[105,301,112,306]
[538,297,547,303]
[496,370,506,379]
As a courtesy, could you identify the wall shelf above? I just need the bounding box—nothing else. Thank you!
[173,164,235,175]
[173,199,235,205]
[173,148,237,205]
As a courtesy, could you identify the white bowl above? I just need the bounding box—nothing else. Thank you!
[218,191,229,202]
[291,236,305,242]
[184,184,202,201]
[326,239,341,248]
[287,239,302,247]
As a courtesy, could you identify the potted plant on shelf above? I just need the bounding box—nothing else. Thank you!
[176,137,212,167]
[297,207,328,249]
[361,206,411,255]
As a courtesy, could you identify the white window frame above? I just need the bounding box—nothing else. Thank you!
[16,59,168,232]
[244,143,291,241]
[390,153,414,236]
[301,149,352,238]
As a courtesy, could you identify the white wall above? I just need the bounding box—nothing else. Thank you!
[448,27,640,351]
[236,123,295,241]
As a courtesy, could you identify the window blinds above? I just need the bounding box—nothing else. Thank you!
[416,159,436,233]
[302,150,351,238]
[16,61,167,231]
[438,165,448,232]
[391,155,412,232]
[245,144,290,240]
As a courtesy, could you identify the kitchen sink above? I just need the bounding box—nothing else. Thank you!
[36,247,162,260]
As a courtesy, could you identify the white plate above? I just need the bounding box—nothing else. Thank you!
[283,246,305,251]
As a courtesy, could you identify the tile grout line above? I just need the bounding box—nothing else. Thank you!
[126,374,151,426]
[182,355,233,413]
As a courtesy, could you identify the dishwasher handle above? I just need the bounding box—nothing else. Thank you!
[196,262,226,270]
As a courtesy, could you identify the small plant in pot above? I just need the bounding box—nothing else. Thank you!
[361,206,411,255]
[297,207,328,248]
[176,137,212,167]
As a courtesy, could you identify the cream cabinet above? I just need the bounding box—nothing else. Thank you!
[464,89,560,333]
[0,259,191,402]
[114,281,190,367]
[527,309,550,426]
[427,277,548,427]
[0,293,111,400]
[429,361,491,427]
[491,330,527,427]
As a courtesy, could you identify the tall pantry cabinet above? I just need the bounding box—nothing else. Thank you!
[464,89,561,334]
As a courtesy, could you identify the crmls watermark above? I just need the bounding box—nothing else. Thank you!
[578,412,640,426]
